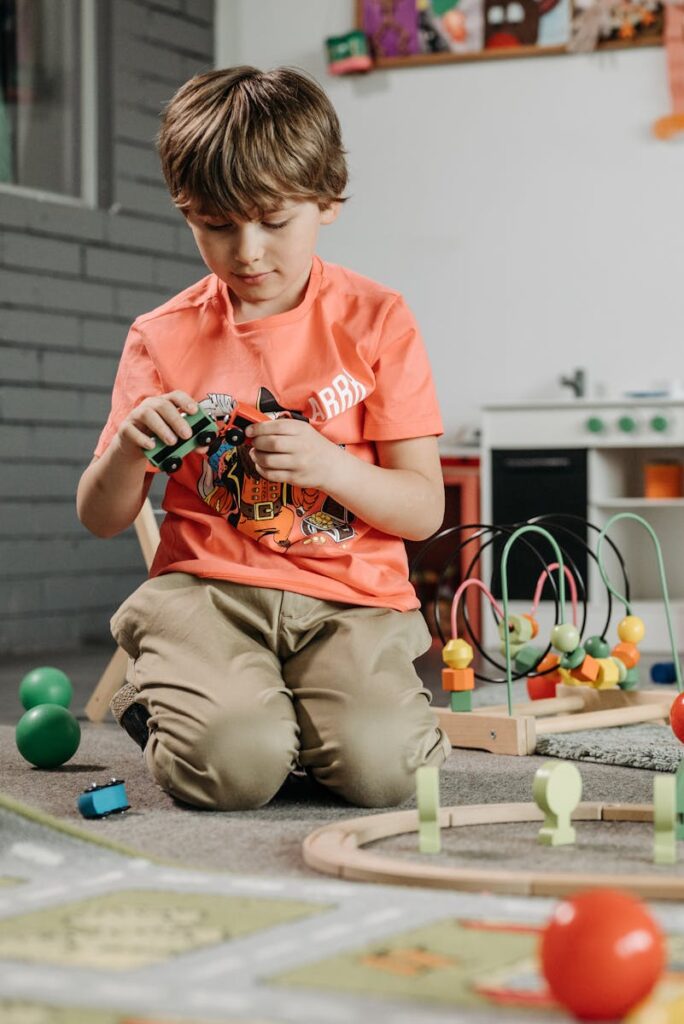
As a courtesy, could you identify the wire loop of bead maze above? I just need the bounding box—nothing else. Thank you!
[434,514,680,756]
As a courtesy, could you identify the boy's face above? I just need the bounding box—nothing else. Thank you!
[185,199,339,320]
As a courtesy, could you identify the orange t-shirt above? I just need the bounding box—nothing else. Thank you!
[94,257,443,611]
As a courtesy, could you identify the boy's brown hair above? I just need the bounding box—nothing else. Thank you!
[158,66,348,219]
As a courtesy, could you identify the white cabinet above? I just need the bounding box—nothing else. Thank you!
[481,400,684,653]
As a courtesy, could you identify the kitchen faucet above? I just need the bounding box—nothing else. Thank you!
[560,367,586,399]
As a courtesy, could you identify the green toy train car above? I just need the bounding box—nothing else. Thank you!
[143,407,218,474]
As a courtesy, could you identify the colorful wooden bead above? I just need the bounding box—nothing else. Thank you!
[560,646,586,670]
[442,667,474,692]
[498,614,533,644]
[442,638,473,669]
[550,623,580,653]
[513,644,544,675]
[522,613,539,638]
[617,615,645,645]
[596,658,620,688]
[584,635,611,659]
[610,656,628,683]
[570,653,600,683]
[612,641,640,669]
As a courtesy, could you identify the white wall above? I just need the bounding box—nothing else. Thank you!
[215,0,683,446]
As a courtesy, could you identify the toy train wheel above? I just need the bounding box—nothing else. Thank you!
[161,456,182,473]
[196,431,215,447]
[226,427,245,446]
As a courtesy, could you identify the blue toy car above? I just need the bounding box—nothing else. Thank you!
[77,778,130,818]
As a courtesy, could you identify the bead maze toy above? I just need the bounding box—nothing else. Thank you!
[429,513,680,756]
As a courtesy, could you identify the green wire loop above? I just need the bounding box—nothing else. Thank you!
[501,526,566,716]
[596,512,682,692]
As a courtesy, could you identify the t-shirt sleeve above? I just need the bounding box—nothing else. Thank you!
[93,323,163,459]
[362,295,444,442]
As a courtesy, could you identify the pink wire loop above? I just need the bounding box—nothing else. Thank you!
[531,562,578,625]
[451,579,504,639]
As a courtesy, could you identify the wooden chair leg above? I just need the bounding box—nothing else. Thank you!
[85,645,130,723]
[85,499,161,724]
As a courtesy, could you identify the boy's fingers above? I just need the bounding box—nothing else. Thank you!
[168,390,199,413]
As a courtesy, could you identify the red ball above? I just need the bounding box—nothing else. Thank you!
[540,888,665,1020]
[670,692,684,743]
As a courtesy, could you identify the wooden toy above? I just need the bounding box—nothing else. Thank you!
[15,704,80,769]
[143,406,218,474]
[78,778,130,819]
[533,761,582,846]
[19,666,72,710]
[653,773,677,865]
[416,766,441,854]
[436,515,681,756]
[540,889,665,1021]
[303,799,684,899]
[676,761,684,841]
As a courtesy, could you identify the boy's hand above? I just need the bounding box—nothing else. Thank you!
[245,419,343,489]
[115,390,199,458]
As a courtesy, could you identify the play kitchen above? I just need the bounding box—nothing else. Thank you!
[480,393,684,652]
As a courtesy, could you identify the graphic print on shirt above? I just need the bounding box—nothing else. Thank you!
[196,388,356,550]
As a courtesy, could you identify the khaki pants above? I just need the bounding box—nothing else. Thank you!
[111,573,449,811]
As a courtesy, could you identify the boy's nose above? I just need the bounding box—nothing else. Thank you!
[234,227,264,265]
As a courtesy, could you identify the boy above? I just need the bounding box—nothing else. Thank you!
[77,66,449,812]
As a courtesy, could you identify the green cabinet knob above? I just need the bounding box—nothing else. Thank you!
[586,416,604,433]
[651,415,669,432]
[618,415,636,433]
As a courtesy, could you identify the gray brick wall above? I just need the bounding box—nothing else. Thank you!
[0,0,214,655]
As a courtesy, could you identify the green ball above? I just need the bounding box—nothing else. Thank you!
[16,704,80,768]
[19,666,73,710]
[550,623,580,653]
[584,635,610,659]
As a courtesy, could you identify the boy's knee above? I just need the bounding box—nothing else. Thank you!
[147,710,298,811]
[309,709,448,809]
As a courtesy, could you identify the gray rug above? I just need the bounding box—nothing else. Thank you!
[537,722,683,771]
[474,680,682,771]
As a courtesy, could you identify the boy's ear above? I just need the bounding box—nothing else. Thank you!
[319,201,341,226]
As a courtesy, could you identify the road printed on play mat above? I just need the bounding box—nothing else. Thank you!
[2,799,684,1024]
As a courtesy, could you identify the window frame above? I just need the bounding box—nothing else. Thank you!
[0,0,100,208]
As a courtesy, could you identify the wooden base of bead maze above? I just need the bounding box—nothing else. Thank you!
[303,800,684,900]
[437,684,673,756]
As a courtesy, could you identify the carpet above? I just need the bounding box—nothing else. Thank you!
[0,720,661,876]
[3,792,684,1024]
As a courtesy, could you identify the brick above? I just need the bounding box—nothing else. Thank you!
[175,224,200,258]
[114,284,174,320]
[0,536,142,575]
[0,462,84,500]
[153,255,202,292]
[85,246,156,286]
[0,386,111,426]
[0,499,86,533]
[27,202,106,242]
[1,269,115,316]
[106,212,177,254]
[0,191,32,229]
[114,71,178,113]
[42,351,120,389]
[0,231,81,275]
[114,104,162,147]
[115,177,178,221]
[81,317,130,354]
[0,346,39,381]
[114,141,165,184]
[0,308,80,348]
